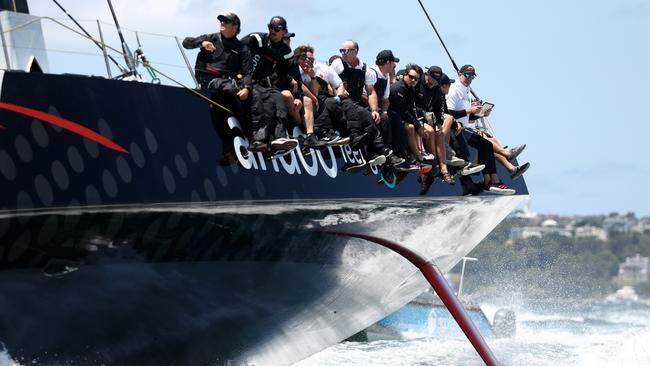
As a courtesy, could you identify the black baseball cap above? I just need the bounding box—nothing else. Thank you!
[459,64,477,76]
[426,66,443,86]
[217,13,240,27]
[440,73,452,86]
[376,50,400,63]
[269,16,288,30]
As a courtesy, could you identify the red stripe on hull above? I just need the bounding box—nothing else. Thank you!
[0,102,128,154]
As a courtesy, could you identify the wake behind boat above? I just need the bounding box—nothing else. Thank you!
[0,2,528,365]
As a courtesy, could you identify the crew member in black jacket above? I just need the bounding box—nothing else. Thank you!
[240,16,298,153]
[183,12,252,165]
[388,64,434,164]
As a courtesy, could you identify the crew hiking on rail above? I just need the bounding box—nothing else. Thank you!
[183,12,530,196]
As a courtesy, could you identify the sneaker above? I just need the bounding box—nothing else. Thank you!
[343,160,367,173]
[422,152,436,161]
[350,132,368,150]
[461,162,485,176]
[271,137,298,151]
[320,130,342,145]
[368,155,386,166]
[395,160,422,173]
[508,144,526,162]
[510,162,530,180]
[387,154,405,166]
[248,141,270,153]
[303,133,321,147]
[446,155,468,167]
[487,182,515,195]
[419,172,435,195]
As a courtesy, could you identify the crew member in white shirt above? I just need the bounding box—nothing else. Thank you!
[446,65,515,195]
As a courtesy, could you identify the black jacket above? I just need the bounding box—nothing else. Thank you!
[389,80,424,129]
[182,32,252,89]
[240,32,293,89]
[415,82,444,125]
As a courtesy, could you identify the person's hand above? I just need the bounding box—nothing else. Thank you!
[483,108,492,117]
[371,111,380,123]
[237,88,249,101]
[467,105,481,114]
[424,112,433,125]
[201,41,216,52]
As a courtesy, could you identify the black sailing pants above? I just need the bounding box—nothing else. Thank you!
[206,78,247,154]
[455,129,497,175]
[250,84,289,142]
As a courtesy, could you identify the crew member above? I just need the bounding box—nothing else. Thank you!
[183,12,252,165]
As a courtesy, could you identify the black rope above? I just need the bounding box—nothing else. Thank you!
[50,0,127,74]
[416,0,480,100]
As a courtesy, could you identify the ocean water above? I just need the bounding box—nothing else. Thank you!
[2,301,648,365]
[297,301,650,366]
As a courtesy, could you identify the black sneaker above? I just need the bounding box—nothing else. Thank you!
[320,130,349,146]
[510,162,530,180]
[350,132,368,150]
[508,144,526,162]
[304,133,322,147]
[387,154,405,166]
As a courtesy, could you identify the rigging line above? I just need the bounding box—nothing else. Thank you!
[50,0,127,73]
[96,20,179,39]
[106,0,136,75]
[415,0,481,101]
[1,16,235,115]
[5,44,190,70]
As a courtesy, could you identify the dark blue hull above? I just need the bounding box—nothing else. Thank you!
[0,70,528,365]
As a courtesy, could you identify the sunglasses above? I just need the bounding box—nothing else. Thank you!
[299,55,315,62]
[406,74,419,81]
[463,72,476,80]
[268,24,284,32]
[339,48,356,55]
[220,19,233,25]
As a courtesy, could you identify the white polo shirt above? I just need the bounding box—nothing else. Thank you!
[446,80,472,127]
[300,62,343,89]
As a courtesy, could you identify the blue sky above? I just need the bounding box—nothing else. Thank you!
[27,0,650,216]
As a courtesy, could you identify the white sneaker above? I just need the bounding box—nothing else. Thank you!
[447,155,467,167]
[461,163,485,176]
[488,182,515,195]
[368,155,386,166]
[422,153,436,161]
[271,138,298,151]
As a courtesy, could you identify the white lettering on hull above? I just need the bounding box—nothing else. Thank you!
[229,117,377,179]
